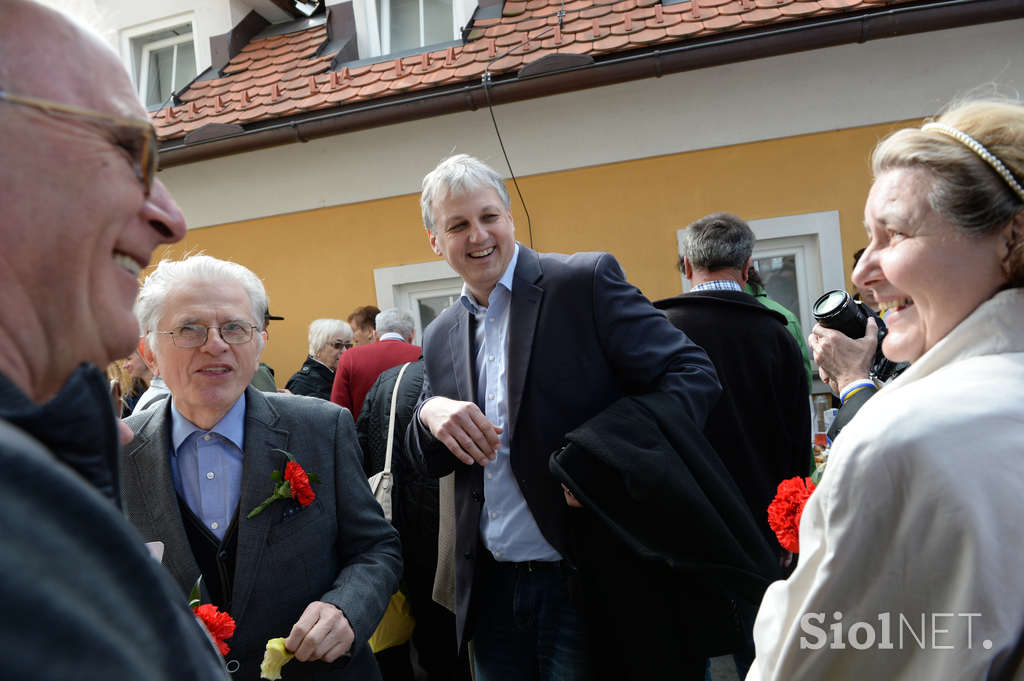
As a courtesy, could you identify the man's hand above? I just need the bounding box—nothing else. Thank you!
[420,397,502,466]
[808,317,877,395]
[561,484,582,508]
[117,419,134,445]
[285,601,353,663]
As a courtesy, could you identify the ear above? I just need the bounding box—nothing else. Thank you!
[682,256,694,282]
[739,256,753,285]
[998,209,1024,282]
[140,336,159,377]
[372,329,380,342]
[409,328,416,344]
[428,228,443,257]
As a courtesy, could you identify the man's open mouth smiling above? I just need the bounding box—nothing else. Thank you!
[469,247,494,258]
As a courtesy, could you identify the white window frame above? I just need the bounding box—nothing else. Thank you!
[360,0,465,58]
[138,32,196,108]
[118,13,198,97]
[374,260,463,345]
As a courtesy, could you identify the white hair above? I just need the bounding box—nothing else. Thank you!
[308,318,352,356]
[375,308,414,340]
[136,255,268,348]
[420,154,511,233]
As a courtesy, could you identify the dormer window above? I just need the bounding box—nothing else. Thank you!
[121,15,199,110]
[376,0,455,53]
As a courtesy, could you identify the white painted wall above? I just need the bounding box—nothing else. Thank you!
[159,18,1024,229]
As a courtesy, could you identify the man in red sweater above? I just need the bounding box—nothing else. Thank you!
[331,308,422,418]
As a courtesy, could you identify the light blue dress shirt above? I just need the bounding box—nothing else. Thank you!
[459,243,561,563]
[168,394,246,540]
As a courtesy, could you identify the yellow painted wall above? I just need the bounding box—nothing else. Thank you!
[149,118,915,386]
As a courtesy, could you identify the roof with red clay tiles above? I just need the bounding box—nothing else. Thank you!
[155,0,908,141]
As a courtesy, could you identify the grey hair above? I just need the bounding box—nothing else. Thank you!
[137,255,269,344]
[420,154,511,233]
[680,212,756,273]
[308,318,352,356]
[375,308,415,341]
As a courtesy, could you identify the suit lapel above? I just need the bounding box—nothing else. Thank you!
[448,302,476,404]
[507,246,543,445]
[230,387,288,625]
[122,400,202,597]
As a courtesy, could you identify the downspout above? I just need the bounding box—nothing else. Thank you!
[158,0,1024,168]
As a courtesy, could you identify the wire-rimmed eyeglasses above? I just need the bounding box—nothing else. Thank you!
[155,323,258,349]
[0,90,158,196]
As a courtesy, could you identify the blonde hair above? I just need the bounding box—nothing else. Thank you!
[872,97,1024,286]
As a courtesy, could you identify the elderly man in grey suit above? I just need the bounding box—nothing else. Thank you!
[407,155,721,680]
[121,255,401,681]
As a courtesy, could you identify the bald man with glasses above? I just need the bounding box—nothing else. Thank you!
[0,1,228,679]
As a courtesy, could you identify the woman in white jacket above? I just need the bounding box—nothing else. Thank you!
[749,97,1024,681]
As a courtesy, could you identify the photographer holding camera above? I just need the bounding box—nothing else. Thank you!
[809,287,910,441]
[808,314,878,441]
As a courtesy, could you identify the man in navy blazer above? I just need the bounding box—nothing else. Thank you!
[121,255,401,681]
[407,155,721,679]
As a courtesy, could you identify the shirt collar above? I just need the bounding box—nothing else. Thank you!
[460,242,520,312]
[691,279,743,293]
[170,391,246,454]
[377,332,406,342]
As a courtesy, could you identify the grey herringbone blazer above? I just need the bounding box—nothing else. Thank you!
[121,387,401,680]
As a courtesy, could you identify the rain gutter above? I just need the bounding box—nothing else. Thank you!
[158,0,1024,168]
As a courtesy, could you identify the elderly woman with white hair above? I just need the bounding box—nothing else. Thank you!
[749,97,1024,680]
[286,319,353,400]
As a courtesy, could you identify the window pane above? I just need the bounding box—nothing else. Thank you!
[146,45,176,107]
[754,254,800,320]
[390,0,420,53]
[418,295,455,332]
[173,40,197,93]
[424,0,453,45]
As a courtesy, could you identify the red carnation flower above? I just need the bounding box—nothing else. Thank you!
[285,460,315,506]
[194,603,236,656]
[767,476,816,554]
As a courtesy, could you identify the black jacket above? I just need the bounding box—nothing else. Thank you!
[550,393,781,678]
[0,366,228,680]
[355,361,438,579]
[654,289,811,557]
[285,356,334,400]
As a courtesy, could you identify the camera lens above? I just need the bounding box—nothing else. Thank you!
[812,290,869,339]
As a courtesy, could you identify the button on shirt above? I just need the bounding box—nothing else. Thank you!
[168,394,246,540]
[460,243,561,563]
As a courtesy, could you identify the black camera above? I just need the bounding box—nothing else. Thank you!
[812,290,904,383]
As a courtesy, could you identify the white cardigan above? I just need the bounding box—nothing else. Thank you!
[749,288,1024,681]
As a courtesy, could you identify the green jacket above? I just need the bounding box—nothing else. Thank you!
[249,362,278,392]
[745,283,813,392]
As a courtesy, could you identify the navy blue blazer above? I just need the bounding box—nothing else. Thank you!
[407,245,721,646]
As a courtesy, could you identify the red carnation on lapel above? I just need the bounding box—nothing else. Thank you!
[194,603,236,656]
[247,447,322,519]
[285,460,315,506]
[767,476,816,554]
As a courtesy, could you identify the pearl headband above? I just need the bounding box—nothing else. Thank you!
[921,122,1024,203]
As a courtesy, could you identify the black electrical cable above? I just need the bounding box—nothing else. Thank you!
[479,0,565,248]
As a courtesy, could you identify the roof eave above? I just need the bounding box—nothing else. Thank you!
[157,0,1024,169]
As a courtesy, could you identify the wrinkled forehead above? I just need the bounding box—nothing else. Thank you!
[160,280,258,327]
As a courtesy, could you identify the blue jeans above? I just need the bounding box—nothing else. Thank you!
[473,558,592,681]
